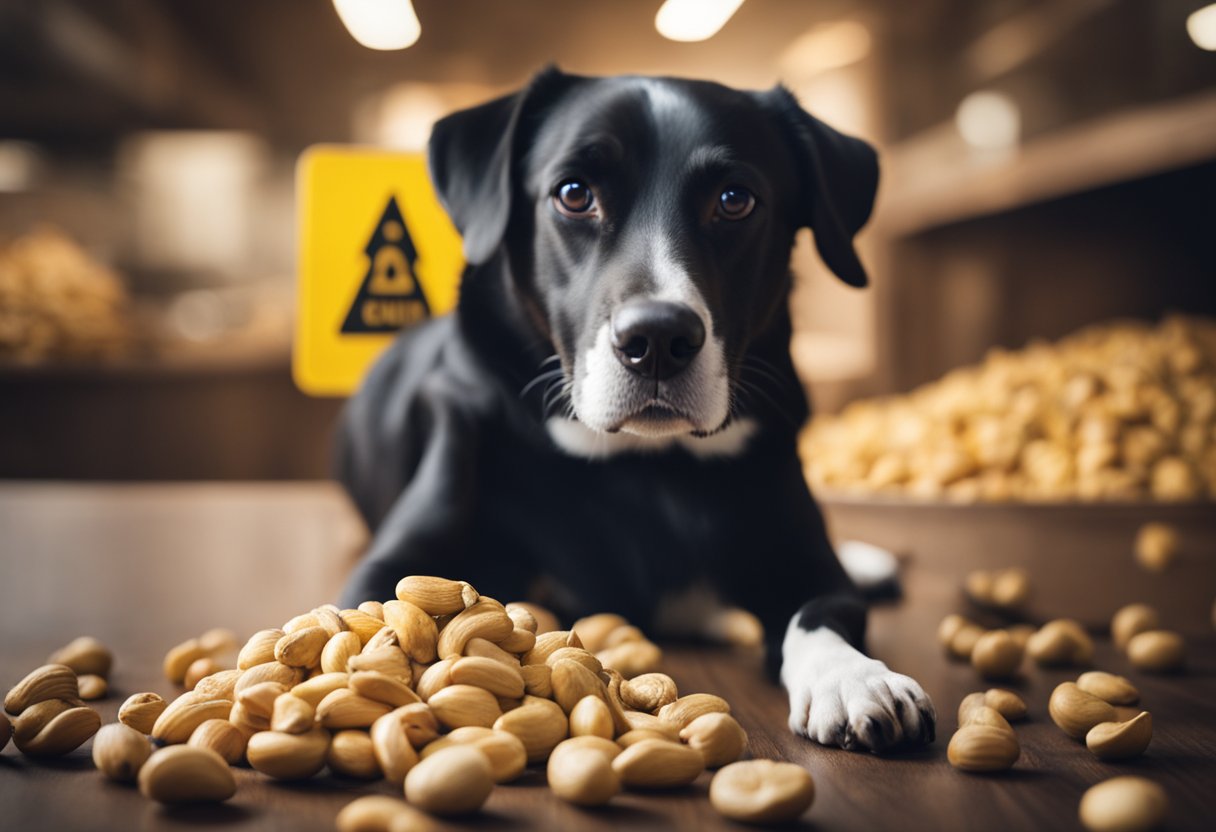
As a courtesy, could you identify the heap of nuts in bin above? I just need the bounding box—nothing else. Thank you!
[937,555,1189,832]
[801,316,1216,502]
[0,226,134,364]
[2,575,815,829]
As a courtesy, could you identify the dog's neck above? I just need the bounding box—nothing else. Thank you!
[456,252,553,391]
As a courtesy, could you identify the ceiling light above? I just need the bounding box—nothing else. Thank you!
[780,20,872,77]
[655,0,745,43]
[1187,3,1216,50]
[955,91,1021,151]
[0,142,42,192]
[333,0,421,51]
[368,84,449,150]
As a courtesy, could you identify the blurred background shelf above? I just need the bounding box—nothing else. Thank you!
[0,367,341,480]
[2,0,1214,478]
[877,89,1216,237]
[0,325,339,480]
[0,336,290,378]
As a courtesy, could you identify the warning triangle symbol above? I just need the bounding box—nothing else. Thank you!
[340,196,431,334]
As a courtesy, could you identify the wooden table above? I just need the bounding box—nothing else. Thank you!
[1,482,1213,831]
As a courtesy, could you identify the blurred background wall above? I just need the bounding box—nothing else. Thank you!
[0,0,1213,479]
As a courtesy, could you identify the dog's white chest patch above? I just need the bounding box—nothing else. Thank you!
[545,416,757,460]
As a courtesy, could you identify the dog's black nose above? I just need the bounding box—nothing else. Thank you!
[610,300,706,380]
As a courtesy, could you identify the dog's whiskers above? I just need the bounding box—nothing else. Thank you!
[541,380,563,414]
[739,357,795,393]
[745,353,787,375]
[740,356,803,403]
[520,368,567,399]
[739,365,785,390]
[542,378,574,420]
[734,369,799,428]
[736,365,787,399]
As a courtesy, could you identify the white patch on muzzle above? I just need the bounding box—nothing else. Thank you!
[569,233,731,439]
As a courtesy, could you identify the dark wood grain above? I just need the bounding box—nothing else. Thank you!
[1,482,1213,831]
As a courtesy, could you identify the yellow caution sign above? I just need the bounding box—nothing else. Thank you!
[294,146,463,396]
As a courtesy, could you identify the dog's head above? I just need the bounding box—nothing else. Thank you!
[429,68,877,439]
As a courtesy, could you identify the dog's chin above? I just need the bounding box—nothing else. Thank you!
[573,401,734,440]
[617,405,695,438]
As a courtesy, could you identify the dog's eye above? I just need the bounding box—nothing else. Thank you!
[554,180,596,217]
[716,186,755,220]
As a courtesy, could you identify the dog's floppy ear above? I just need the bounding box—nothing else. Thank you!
[428,66,574,265]
[763,85,878,287]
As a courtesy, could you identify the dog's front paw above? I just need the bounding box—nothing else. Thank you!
[783,635,936,752]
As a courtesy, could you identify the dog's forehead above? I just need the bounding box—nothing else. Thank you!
[526,77,762,179]
[635,78,712,138]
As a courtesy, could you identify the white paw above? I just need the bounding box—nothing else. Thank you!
[782,626,936,752]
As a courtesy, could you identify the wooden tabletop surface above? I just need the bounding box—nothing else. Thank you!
[1,482,1213,832]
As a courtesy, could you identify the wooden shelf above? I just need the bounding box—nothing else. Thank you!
[0,337,290,379]
[875,89,1216,237]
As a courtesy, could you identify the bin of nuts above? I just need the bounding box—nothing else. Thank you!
[2,575,819,828]
[0,227,135,364]
[802,316,1215,503]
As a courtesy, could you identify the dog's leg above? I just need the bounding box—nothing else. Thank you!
[722,471,936,752]
[338,390,487,608]
[781,593,936,751]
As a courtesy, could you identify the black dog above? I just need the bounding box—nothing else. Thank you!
[337,68,935,751]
